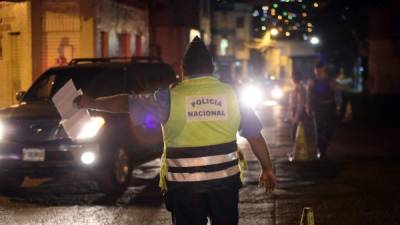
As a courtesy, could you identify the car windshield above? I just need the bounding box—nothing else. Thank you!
[23,67,126,102]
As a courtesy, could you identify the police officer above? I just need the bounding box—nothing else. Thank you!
[75,37,276,225]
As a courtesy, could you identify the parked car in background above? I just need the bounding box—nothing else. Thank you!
[0,57,177,196]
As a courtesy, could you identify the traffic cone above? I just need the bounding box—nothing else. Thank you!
[300,207,315,225]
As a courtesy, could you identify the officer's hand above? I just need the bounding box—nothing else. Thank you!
[259,169,276,193]
[73,94,94,109]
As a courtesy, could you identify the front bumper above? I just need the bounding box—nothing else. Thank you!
[0,141,100,177]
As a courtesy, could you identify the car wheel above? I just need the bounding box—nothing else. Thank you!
[0,173,24,193]
[97,147,132,197]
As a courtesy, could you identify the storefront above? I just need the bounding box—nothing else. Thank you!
[0,0,148,107]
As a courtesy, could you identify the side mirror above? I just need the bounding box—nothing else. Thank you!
[16,91,26,102]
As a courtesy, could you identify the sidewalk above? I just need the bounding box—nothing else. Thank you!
[238,106,400,225]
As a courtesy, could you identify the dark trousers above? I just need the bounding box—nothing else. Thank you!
[166,187,239,225]
[315,107,336,157]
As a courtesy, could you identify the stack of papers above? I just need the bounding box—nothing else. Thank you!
[52,80,92,140]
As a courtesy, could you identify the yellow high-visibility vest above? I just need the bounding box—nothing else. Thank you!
[159,76,241,190]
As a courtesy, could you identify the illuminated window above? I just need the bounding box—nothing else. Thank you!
[220,38,229,56]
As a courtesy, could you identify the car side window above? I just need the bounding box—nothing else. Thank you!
[83,69,125,98]
[36,74,56,100]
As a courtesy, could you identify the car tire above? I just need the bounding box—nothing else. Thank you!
[0,173,24,193]
[96,146,133,197]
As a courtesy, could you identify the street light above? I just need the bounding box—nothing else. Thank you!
[270,28,279,36]
[310,36,320,45]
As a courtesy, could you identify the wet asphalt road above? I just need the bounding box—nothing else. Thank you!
[0,159,170,225]
[1,104,400,225]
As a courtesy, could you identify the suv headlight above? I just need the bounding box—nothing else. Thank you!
[241,85,263,107]
[77,117,105,140]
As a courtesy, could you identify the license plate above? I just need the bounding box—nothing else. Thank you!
[22,148,45,162]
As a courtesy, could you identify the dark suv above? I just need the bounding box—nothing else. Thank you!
[0,57,177,196]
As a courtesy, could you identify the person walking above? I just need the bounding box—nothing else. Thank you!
[74,36,276,225]
[289,72,316,161]
[307,62,340,159]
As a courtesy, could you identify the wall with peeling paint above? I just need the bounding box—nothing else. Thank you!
[0,2,31,106]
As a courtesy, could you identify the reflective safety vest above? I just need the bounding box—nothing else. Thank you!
[159,76,241,191]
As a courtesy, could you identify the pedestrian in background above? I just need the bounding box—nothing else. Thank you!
[307,62,341,159]
[289,72,317,161]
[74,36,276,225]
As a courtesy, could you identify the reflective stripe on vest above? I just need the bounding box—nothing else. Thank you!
[167,165,240,182]
[165,141,239,182]
[167,152,238,168]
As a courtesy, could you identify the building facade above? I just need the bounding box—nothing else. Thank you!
[0,0,148,107]
[274,40,318,82]
[211,2,252,82]
[149,0,211,75]
[252,32,317,85]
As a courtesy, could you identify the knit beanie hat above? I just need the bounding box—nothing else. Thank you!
[182,36,214,75]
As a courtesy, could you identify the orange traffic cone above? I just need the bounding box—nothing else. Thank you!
[300,207,315,225]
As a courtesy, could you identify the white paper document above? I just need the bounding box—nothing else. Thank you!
[52,79,91,140]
